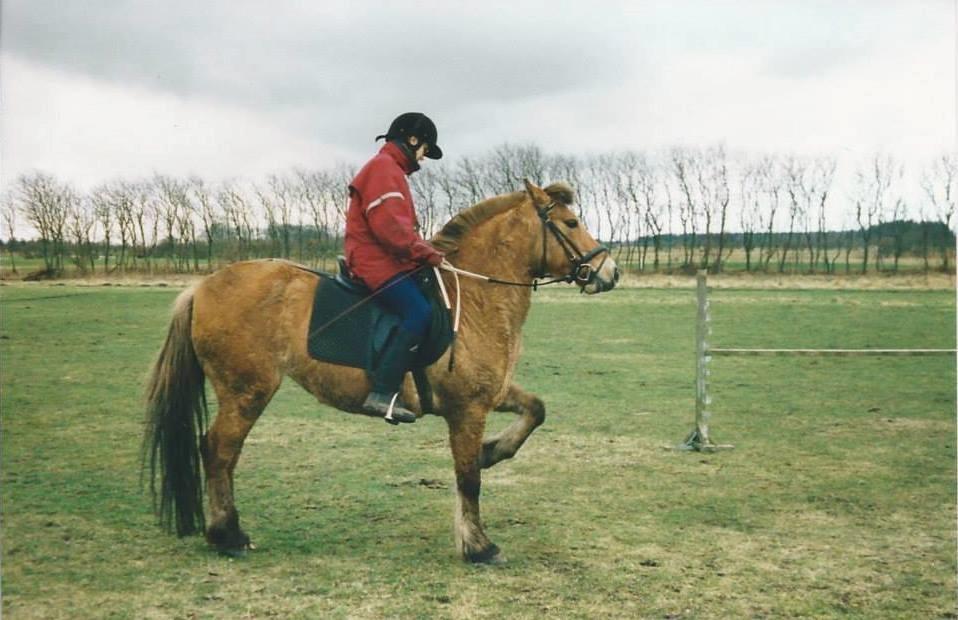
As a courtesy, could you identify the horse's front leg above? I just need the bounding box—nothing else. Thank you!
[478,383,545,470]
[446,409,503,564]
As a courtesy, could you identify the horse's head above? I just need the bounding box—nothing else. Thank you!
[524,179,619,294]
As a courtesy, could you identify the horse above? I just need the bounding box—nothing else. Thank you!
[143,179,619,563]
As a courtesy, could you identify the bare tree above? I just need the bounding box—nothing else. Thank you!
[456,156,490,205]
[486,144,546,193]
[671,148,699,269]
[295,167,350,268]
[268,173,294,258]
[410,165,442,238]
[670,146,730,272]
[739,159,764,272]
[128,183,148,269]
[575,156,602,242]
[290,175,308,262]
[1,193,19,274]
[830,228,847,275]
[156,175,202,271]
[90,184,115,272]
[757,156,784,272]
[917,201,933,272]
[16,172,71,273]
[780,156,806,273]
[810,158,836,273]
[887,197,908,272]
[613,152,640,268]
[921,153,957,272]
[154,175,186,270]
[255,182,280,258]
[784,156,834,274]
[841,210,857,274]
[852,154,901,274]
[110,182,140,271]
[190,176,218,271]
[662,173,676,270]
[143,184,163,271]
[703,145,731,273]
[218,182,255,261]
[68,194,97,273]
[330,163,355,237]
[295,169,331,265]
[590,155,624,261]
[622,151,664,271]
[796,165,816,273]
[642,157,668,271]
[546,153,583,199]
[431,161,462,228]
[180,193,200,272]
[873,159,902,272]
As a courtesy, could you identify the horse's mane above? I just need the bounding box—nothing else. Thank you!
[431,182,576,253]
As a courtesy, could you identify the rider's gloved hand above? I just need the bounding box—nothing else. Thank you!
[426,251,445,267]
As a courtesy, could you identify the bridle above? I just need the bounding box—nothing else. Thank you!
[532,200,610,290]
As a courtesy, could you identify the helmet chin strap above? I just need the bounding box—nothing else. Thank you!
[393,139,421,173]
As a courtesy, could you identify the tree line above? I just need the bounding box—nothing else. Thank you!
[2,144,955,277]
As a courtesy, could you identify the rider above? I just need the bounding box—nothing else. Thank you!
[344,113,445,425]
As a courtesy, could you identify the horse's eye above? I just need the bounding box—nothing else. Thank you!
[564,219,579,228]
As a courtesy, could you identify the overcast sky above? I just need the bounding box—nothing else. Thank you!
[1,0,955,203]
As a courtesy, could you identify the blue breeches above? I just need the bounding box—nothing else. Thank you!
[374,273,432,339]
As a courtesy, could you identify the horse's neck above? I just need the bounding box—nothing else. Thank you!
[448,209,537,339]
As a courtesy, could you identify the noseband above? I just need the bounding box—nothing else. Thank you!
[533,201,610,288]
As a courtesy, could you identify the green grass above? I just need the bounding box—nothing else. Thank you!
[1,282,955,618]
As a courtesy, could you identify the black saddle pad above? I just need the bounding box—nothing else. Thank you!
[306,269,453,371]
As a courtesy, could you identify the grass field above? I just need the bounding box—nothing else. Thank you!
[1,280,955,618]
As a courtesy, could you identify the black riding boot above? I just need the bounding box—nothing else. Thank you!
[364,327,421,425]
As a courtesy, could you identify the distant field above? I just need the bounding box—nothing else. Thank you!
[1,281,955,618]
[610,246,954,275]
[3,245,954,280]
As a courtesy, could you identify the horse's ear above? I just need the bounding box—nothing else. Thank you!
[523,178,551,206]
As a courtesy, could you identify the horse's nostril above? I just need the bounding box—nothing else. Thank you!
[613,267,621,283]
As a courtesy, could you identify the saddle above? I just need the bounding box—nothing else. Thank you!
[306,259,453,408]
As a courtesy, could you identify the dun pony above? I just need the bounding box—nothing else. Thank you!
[143,180,618,562]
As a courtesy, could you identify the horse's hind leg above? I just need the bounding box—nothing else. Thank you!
[202,372,280,554]
[478,383,545,470]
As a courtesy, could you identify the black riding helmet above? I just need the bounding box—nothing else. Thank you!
[375,112,443,160]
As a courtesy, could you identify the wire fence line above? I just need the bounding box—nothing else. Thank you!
[679,271,957,452]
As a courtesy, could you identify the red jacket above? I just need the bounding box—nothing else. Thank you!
[344,141,440,290]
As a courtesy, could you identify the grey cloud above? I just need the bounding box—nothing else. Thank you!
[6,0,947,188]
[2,0,641,154]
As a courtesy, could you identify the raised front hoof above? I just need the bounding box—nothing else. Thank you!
[464,543,506,565]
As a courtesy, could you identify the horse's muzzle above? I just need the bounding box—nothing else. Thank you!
[582,258,619,294]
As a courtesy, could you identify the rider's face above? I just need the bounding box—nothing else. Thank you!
[408,137,428,162]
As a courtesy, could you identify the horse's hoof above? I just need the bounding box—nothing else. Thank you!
[217,542,254,558]
[465,544,505,565]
